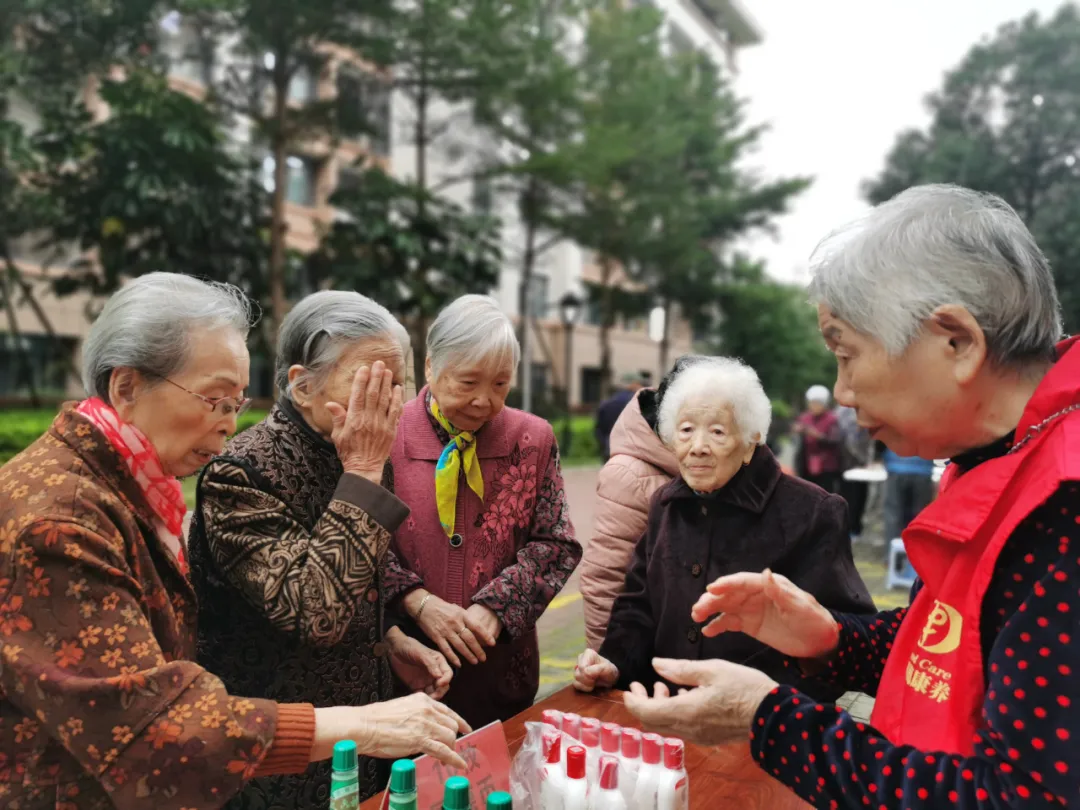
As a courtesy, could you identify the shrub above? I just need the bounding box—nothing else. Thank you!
[0,408,268,465]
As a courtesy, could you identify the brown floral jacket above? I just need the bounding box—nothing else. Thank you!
[0,408,308,809]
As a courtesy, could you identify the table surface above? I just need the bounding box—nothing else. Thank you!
[359,687,809,810]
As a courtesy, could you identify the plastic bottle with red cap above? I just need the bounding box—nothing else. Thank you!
[654,739,687,810]
[629,733,664,810]
[580,718,601,784]
[540,728,566,810]
[563,745,589,810]
[542,710,563,730]
[617,728,641,805]
[591,755,627,810]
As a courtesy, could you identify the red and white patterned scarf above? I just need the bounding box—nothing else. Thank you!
[75,397,189,575]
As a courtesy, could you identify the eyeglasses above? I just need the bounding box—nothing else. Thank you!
[158,376,252,417]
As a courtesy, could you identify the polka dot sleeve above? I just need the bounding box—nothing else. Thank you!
[816,604,912,697]
[749,488,1080,808]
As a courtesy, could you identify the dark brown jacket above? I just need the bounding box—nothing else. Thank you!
[188,400,418,809]
[0,407,312,810]
[599,445,874,702]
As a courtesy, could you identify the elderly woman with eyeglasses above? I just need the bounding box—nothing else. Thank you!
[188,290,462,809]
[389,294,582,729]
[0,275,467,810]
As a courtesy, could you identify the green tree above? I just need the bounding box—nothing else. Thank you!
[864,3,1080,329]
[713,275,835,407]
[36,70,261,300]
[0,0,176,400]
[308,166,502,377]
[631,51,809,369]
[177,0,396,341]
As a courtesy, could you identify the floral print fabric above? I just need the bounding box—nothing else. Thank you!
[0,408,281,808]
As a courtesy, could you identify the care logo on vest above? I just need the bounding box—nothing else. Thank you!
[904,599,962,704]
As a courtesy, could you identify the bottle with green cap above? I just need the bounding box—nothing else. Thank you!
[330,740,360,810]
[389,759,418,810]
[486,791,512,810]
[442,775,471,810]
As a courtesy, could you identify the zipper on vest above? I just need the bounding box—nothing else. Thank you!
[447,468,468,606]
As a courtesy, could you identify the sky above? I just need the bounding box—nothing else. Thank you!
[733,0,1064,284]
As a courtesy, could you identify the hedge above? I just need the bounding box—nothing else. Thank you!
[1,409,600,465]
[0,409,268,465]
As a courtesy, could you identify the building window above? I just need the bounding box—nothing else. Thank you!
[584,298,602,327]
[337,69,391,155]
[164,17,215,85]
[472,176,494,216]
[580,367,603,406]
[530,363,549,400]
[262,155,319,207]
[0,334,76,397]
[336,167,363,196]
[527,274,549,319]
[289,65,317,102]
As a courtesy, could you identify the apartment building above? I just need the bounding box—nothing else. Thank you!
[1,0,761,407]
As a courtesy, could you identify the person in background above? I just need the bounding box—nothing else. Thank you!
[188,291,454,809]
[389,295,582,729]
[793,384,842,492]
[0,274,467,810]
[579,356,704,651]
[882,446,936,542]
[594,372,646,462]
[835,404,872,541]
[622,184,1080,807]
[573,356,873,703]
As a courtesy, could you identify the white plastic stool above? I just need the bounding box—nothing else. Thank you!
[886,537,917,590]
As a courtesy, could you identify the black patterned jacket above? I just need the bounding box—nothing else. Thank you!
[187,399,421,809]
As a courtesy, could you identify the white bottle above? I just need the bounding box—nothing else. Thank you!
[618,727,641,806]
[629,733,663,810]
[591,755,627,810]
[654,739,688,810]
[564,745,589,810]
[580,718,601,786]
[541,728,566,810]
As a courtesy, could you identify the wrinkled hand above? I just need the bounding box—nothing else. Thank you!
[326,361,403,484]
[409,593,496,668]
[691,569,839,660]
[573,648,619,693]
[465,604,502,645]
[386,628,453,699]
[623,658,776,746]
[313,694,471,769]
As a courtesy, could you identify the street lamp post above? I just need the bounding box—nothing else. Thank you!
[558,291,583,455]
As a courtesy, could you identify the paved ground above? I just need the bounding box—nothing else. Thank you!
[535,464,900,723]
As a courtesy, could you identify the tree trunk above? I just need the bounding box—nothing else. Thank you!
[267,61,290,355]
[517,181,540,407]
[410,315,429,392]
[598,257,615,399]
[1,266,41,407]
[658,297,672,372]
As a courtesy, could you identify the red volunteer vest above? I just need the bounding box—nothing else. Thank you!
[870,337,1080,755]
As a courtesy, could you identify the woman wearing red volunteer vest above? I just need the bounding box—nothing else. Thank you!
[622,184,1080,808]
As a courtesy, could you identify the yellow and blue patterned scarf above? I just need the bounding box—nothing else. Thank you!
[431,397,485,537]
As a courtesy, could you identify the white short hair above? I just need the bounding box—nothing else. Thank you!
[657,357,771,447]
[276,290,409,395]
[808,184,1062,368]
[82,273,255,402]
[427,294,520,378]
[806,385,830,404]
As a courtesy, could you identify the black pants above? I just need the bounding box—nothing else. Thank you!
[884,473,936,541]
[840,479,869,536]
